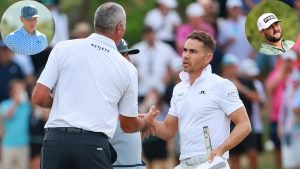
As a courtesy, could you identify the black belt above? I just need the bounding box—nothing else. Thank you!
[113,161,146,168]
[45,127,108,138]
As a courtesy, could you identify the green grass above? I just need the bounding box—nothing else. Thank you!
[240,151,275,169]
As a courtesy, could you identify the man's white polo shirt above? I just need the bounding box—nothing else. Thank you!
[37,33,138,138]
[168,65,244,160]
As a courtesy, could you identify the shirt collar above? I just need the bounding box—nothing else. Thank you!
[179,64,212,85]
[261,39,288,51]
[20,27,36,36]
[87,33,117,50]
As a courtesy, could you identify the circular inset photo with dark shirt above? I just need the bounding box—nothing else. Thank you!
[245,0,300,56]
[0,0,54,55]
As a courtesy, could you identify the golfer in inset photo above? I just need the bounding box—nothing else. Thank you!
[4,4,48,55]
[257,13,294,55]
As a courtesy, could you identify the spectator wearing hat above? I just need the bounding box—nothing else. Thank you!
[109,39,146,169]
[144,0,181,49]
[257,13,295,55]
[4,4,48,55]
[42,0,69,47]
[221,54,260,169]
[239,59,266,156]
[131,26,179,102]
[197,0,220,37]
[116,39,139,61]
[218,0,254,64]
[176,2,215,55]
[265,50,297,169]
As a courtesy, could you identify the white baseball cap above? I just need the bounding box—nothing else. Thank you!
[226,0,242,9]
[186,3,204,17]
[239,59,260,76]
[280,50,297,61]
[222,53,239,65]
[257,13,281,31]
[156,0,177,8]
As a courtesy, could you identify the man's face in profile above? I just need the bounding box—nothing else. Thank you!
[20,17,38,33]
[261,22,282,42]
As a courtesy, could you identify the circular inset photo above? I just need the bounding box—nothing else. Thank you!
[0,0,54,55]
[245,0,300,56]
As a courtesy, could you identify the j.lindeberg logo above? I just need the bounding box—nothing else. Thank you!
[200,91,206,94]
[263,15,275,23]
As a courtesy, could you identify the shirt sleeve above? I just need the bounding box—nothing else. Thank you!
[168,86,178,117]
[118,68,139,117]
[37,43,60,90]
[218,79,244,116]
[43,35,48,49]
[4,34,15,51]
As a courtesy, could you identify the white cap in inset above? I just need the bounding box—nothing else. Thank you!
[257,13,281,31]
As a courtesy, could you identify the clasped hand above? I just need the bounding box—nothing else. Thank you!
[139,106,159,139]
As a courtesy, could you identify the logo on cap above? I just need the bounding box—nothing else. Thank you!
[21,4,40,20]
[263,15,275,23]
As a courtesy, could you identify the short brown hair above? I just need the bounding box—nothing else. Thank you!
[187,31,216,53]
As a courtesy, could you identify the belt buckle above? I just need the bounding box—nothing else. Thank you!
[185,155,208,166]
[186,158,195,166]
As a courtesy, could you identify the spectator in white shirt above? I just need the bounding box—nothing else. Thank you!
[131,26,179,102]
[144,0,181,49]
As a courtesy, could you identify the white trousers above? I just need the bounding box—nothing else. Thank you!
[2,146,29,169]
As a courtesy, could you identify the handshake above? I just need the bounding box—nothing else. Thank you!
[138,106,160,138]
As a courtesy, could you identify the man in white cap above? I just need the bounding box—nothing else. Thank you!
[4,4,48,55]
[257,13,294,55]
[144,0,181,48]
[176,2,215,55]
[218,0,254,63]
